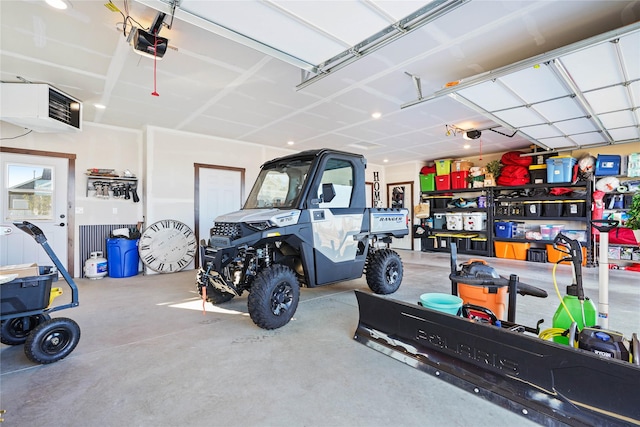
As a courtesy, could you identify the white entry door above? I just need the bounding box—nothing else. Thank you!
[197,166,243,249]
[0,154,69,267]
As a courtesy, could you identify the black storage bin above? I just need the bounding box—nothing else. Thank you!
[436,234,450,249]
[542,200,563,217]
[421,236,437,251]
[456,236,472,252]
[470,237,487,252]
[431,195,452,209]
[495,202,510,216]
[527,248,547,263]
[529,165,547,183]
[563,199,586,217]
[524,201,542,217]
[0,267,57,316]
[509,202,524,217]
[624,194,634,209]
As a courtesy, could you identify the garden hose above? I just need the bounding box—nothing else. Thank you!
[539,262,579,347]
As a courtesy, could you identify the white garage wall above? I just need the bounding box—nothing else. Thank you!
[143,125,295,235]
[0,121,409,277]
[1,121,144,276]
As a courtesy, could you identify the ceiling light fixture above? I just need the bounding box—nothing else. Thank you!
[371,112,382,119]
[45,0,70,10]
[463,144,471,149]
[94,103,106,109]
[287,141,294,145]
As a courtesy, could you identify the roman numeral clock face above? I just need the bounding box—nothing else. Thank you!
[139,220,197,273]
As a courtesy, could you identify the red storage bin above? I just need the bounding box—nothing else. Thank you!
[451,171,469,189]
[435,174,451,190]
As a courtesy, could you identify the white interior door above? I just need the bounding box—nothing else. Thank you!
[0,154,68,268]
[197,167,243,246]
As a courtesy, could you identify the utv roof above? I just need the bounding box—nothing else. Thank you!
[261,149,366,168]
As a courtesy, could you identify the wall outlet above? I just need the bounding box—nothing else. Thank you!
[112,207,118,214]
[75,207,84,214]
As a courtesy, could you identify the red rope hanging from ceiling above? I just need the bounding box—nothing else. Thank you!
[151,30,159,97]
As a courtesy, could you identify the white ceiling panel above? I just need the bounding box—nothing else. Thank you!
[493,107,544,128]
[553,118,599,135]
[457,82,523,112]
[567,132,608,146]
[533,97,585,122]
[608,127,640,142]
[519,124,563,139]
[537,136,575,149]
[2,0,639,166]
[560,42,624,91]
[500,65,571,104]
[619,32,640,80]
[598,110,637,129]
[583,86,632,114]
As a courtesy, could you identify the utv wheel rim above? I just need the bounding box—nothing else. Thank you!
[41,328,72,355]
[386,263,399,285]
[271,282,293,316]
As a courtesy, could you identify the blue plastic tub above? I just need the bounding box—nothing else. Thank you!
[420,293,463,315]
[495,221,517,238]
[106,238,139,278]
[546,157,576,183]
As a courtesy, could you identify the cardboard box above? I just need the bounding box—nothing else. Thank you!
[0,263,39,278]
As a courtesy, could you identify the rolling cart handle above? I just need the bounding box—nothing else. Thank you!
[13,221,47,244]
[13,221,79,310]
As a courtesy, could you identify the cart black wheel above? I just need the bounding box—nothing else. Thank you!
[366,249,403,294]
[24,317,80,364]
[196,269,234,304]
[248,265,300,330]
[0,314,51,345]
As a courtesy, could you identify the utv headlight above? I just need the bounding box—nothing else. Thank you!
[246,221,274,231]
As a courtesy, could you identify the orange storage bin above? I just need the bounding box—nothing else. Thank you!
[546,244,587,266]
[494,241,530,260]
[458,282,508,320]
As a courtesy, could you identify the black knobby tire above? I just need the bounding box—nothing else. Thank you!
[196,270,234,304]
[247,265,300,329]
[0,314,51,345]
[366,249,403,294]
[24,317,81,364]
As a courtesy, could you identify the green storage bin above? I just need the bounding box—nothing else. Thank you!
[420,173,436,191]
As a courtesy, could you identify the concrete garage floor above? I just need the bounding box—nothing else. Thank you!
[1,249,639,426]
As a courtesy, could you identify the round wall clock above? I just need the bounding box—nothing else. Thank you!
[139,219,197,273]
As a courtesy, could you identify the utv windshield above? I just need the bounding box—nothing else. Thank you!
[244,159,313,209]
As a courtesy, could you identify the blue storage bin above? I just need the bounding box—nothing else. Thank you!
[106,238,140,278]
[595,154,621,176]
[546,156,576,183]
[495,221,517,238]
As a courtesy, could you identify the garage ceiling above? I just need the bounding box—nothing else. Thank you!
[1,0,639,165]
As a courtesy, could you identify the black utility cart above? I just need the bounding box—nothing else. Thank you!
[1,221,80,364]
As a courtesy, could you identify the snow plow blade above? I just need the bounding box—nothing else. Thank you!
[353,290,640,426]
